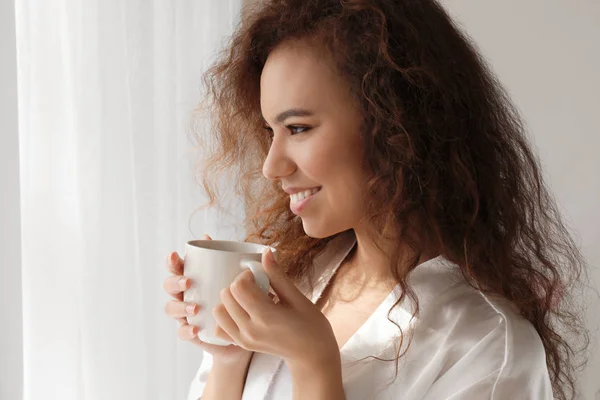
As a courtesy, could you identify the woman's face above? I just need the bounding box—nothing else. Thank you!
[260,40,369,238]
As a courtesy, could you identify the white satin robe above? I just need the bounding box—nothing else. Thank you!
[188,231,553,399]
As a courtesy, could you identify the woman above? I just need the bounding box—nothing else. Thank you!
[163,0,589,399]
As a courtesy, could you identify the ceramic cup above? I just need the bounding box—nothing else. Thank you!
[183,239,272,346]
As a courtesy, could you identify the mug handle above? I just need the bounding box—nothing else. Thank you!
[239,260,270,294]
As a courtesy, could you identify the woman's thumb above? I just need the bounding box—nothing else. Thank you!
[261,248,304,306]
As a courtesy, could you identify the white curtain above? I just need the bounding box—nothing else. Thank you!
[15,1,244,399]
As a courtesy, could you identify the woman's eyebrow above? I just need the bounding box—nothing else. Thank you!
[263,108,314,125]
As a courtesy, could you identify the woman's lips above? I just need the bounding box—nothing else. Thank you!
[289,187,321,214]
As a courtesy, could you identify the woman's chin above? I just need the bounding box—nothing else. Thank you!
[301,219,343,239]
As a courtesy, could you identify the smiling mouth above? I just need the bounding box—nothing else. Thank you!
[289,187,321,205]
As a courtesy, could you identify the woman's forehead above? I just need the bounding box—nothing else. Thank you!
[260,41,351,121]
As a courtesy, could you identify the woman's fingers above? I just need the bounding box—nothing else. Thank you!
[178,323,199,341]
[221,287,251,324]
[212,324,235,345]
[165,300,199,319]
[213,304,240,344]
[163,275,189,300]
[166,234,211,275]
[190,337,236,352]
[166,252,184,275]
[167,234,214,343]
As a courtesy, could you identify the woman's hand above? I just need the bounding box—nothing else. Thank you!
[212,248,340,372]
[163,234,253,365]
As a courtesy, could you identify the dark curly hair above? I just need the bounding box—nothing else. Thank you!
[192,0,590,398]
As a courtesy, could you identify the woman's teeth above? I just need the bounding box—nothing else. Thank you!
[290,188,320,205]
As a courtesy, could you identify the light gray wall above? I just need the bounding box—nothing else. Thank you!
[0,0,23,399]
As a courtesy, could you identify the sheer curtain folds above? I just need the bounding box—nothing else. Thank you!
[15,1,244,399]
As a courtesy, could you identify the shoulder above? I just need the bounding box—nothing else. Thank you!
[406,256,553,397]
[471,292,553,397]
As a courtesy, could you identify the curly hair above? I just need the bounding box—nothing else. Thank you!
[192,0,590,398]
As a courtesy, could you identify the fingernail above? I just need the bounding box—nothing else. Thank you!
[189,326,196,337]
[265,248,274,262]
[186,304,196,315]
[179,278,188,290]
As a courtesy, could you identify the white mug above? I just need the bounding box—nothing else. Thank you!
[183,239,272,346]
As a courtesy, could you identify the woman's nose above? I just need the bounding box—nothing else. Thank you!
[262,139,296,180]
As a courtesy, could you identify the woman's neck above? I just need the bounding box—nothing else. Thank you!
[339,226,436,290]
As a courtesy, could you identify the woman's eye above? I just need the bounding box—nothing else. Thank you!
[263,125,309,139]
[288,125,309,135]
